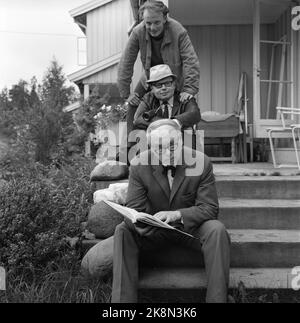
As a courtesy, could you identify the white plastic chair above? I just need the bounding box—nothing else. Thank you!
[267,107,300,169]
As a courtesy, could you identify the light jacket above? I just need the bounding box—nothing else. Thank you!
[118,18,200,99]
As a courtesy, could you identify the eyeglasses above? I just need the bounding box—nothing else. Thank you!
[152,81,174,89]
[152,141,179,154]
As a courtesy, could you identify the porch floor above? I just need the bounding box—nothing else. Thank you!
[213,163,300,177]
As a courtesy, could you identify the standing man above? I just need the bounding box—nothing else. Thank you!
[118,0,200,144]
[111,119,231,303]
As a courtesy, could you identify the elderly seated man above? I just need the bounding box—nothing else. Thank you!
[111,119,231,303]
[133,64,201,130]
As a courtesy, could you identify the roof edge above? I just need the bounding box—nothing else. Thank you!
[68,52,122,83]
[70,0,115,18]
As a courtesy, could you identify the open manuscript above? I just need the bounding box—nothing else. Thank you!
[104,200,195,238]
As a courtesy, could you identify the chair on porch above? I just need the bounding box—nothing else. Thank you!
[196,72,253,163]
[267,107,300,170]
[196,113,241,163]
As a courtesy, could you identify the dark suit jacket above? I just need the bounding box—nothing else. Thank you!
[126,148,219,234]
[133,92,201,130]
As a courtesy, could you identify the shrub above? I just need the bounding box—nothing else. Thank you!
[0,154,95,278]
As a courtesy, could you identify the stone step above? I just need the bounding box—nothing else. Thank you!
[139,268,294,290]
[82,229,300,268]
[92,176,300,200]
[216,176,300,199]
[219,199,300,230]
[140,229,300,268]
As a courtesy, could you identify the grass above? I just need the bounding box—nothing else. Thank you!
[0,267,112,303]
[1,268,300,303]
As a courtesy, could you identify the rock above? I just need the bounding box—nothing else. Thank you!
[87,201,124,239]
[93,183,128,204]
[108,183,128,205]
[93,188,115,204]
[81,236,114,279]
[90,160,129,181]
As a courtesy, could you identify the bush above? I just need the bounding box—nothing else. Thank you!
[0,154,95,278]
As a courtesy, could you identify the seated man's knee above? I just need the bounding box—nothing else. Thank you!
[114,221,132,235]
[205,220,230,242]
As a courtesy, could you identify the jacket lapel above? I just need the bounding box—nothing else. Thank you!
[152,165,171,199]
[171,95,181,117]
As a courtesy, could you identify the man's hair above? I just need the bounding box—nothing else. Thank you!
[146,119,181,143]
[139,1,169,18]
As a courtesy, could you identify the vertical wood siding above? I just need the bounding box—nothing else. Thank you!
[87,0,131,64]
[186,25,254,122]
[82,64,118,84]
[85,0,132,84]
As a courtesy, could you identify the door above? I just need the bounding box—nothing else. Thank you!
[253,0,295,138]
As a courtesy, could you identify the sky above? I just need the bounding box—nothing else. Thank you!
[0,0,89,90]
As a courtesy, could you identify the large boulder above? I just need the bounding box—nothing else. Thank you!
[87,201,123,239]
[81,236,114,279]
[90,160,129,181]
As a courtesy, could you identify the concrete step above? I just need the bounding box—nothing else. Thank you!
[140,229,300,268]
[139,268,294,290]
[83,229,300,268]
[229,229,300,268]
[216,176,300,199]
[92,176,300,200]
[219,199,300,230]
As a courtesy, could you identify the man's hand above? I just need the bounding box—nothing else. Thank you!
[154,211,182,224]
[127,93,141,106]
[180,92,194,102]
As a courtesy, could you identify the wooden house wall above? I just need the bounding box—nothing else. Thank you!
[186,24,255,123]
[82,64,118,84]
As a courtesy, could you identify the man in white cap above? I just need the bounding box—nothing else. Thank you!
[111,119,231,303]
[133,64,201,130]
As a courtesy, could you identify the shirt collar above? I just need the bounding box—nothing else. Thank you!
[160,96,174,107]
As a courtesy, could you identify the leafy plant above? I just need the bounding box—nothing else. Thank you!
[74,85,126,138]
[0,154,95,278]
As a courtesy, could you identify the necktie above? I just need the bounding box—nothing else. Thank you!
[162,102,169,119]
[163,165,176,177]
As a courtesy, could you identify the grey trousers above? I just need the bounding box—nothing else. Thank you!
[111,220,231,303]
